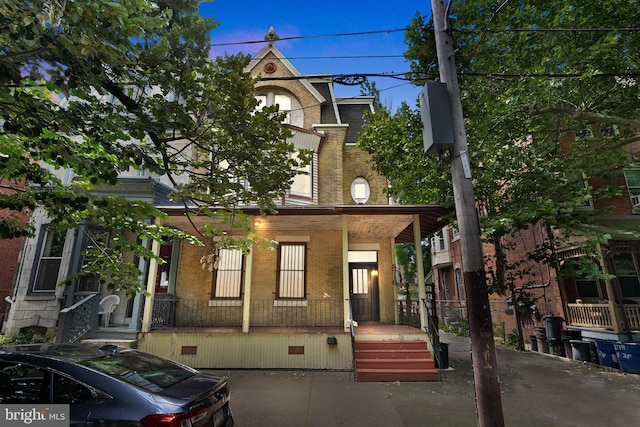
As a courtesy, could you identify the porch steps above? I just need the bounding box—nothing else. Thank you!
[354,340,440,382]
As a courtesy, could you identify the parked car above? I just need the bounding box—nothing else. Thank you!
[0,342,233,426]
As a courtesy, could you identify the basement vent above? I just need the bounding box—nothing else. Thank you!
[288,346,305,355]
[181,346,197,355]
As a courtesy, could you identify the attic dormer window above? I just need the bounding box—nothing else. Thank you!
[255,90,303,127]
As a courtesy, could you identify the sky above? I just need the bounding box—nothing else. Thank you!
[199,0,432,111]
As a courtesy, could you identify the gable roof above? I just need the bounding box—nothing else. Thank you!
[246,44,326,105]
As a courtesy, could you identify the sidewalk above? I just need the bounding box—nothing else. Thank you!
[208,332,640,426]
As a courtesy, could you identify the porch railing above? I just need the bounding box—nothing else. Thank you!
[397,299,421,328]
[56,293,101,343]
[566,303,614,329]
[567,303,640,331]
[150,298,343,330]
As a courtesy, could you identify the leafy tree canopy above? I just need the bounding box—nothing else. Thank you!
[1,0,305,296]
[359,0,640,292]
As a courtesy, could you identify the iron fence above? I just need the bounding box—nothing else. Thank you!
[150,298,344,329]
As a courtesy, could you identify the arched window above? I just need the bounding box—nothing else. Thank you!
[255,91,303,127]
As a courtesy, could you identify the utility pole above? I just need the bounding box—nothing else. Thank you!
[429,1,505,426]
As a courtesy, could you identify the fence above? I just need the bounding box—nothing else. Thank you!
[150,298,343,329]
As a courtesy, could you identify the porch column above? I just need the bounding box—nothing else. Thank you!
[414,214,428,331]
[128,233,150,332]
[342,215,351,332]
[140,220,162,333]
[597,243,626,333]
[241,246,254,333]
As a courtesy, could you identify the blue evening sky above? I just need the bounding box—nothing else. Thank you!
[199,0,432,111]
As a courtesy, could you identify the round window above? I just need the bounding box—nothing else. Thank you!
[350,177,370,204]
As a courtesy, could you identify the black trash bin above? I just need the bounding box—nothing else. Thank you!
[436,342,449,369]
[561,330,581,359]
[544,316,564,340]
[529,335,538,352]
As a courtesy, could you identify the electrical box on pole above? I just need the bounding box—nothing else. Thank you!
[419,81,454,154]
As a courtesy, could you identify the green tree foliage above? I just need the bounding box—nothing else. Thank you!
[0,0,304,296]
[359,1,640,295]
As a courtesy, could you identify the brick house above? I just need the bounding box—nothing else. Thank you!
[3,38,449,377]
[0,179,26,330]
[432,138,640,349]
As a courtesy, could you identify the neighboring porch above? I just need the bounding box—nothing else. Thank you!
[565,301,640,341]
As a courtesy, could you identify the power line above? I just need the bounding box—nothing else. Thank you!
[211,27,417,47]
[458,27,640,34]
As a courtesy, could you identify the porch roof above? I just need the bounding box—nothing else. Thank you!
[160,204,452,243]
[579,217,640,253]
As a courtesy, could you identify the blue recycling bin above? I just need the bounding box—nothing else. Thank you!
[595,340,619,369]
[614,342,640,374]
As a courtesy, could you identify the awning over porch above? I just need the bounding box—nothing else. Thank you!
[579,217,640,253]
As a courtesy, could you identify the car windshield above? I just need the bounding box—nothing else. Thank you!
[77,350,196,392]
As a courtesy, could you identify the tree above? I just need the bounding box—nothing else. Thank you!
[359,1,640,339]
[1,0,306,297]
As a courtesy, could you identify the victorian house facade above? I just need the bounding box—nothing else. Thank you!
[3,37,449,379]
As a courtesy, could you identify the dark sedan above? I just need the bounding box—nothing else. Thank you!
[0,342,233,427]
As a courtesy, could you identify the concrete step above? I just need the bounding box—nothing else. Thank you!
[355,349,432,359]
[354,340,428,351]
[353,339,439,382]
[356,358,436,370]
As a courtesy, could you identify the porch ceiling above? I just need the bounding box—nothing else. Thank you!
[161,204,451,243]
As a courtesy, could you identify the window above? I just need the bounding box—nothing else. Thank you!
[455,268,465,301]
[255,91,303,127]
[31,226,66,293]
[613,253,640,298]
[277,243,306,299]
[212,249,244,298]
[624,169,640,211]
[350,177,370,204]
[289,151,313,198]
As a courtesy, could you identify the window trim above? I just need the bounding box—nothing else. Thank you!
[29,225,66,294]
[276,242,307,300]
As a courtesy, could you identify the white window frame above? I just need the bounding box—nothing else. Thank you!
[30,226,66,293]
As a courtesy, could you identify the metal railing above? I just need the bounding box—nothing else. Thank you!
[397,299,421,328]
[150,298,344,329]
[56,293,101,343]
[422,299,443,372]
[348,299,356,382]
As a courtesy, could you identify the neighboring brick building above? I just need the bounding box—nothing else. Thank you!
[432,139,640,347]
[0,179,26,330]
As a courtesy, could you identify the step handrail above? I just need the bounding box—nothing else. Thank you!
[348,298,357,381]
[422,298,444,371]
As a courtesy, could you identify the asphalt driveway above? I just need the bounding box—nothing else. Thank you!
[208,332,640,426]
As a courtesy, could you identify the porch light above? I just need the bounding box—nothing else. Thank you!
[253,220,261,228]
[371,269,378,277]
[327,336,338,346]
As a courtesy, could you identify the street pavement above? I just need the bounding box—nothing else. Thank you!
[207,332,640,426]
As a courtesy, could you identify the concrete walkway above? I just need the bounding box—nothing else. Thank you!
[207,332,640,426]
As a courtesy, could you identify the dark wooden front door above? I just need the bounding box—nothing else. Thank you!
[349,263,379,322]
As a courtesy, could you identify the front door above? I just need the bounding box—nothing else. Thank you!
[349,263,379,322]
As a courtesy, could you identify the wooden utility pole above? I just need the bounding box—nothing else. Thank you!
[429,1,505,425]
